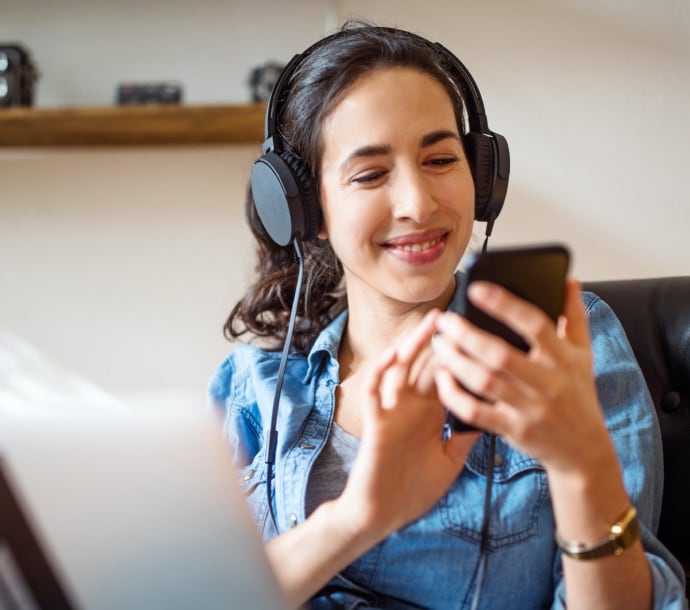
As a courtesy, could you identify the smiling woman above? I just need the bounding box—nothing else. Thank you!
[208,22,688,610]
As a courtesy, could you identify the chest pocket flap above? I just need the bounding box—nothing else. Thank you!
[440,435,549,549]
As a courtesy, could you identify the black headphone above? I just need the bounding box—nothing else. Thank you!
[250,29,510,247]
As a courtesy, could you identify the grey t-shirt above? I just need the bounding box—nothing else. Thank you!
[305,422,359,516]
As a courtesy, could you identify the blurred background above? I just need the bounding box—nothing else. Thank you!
[1,0,689,410]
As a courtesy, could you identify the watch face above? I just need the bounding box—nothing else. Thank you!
[556,506,640,560]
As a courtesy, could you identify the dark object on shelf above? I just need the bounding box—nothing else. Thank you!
[116,82,183,105]
[0,44,38,107]
[248,61,284,102]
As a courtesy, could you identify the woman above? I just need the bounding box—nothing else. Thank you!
[209,23,687,609]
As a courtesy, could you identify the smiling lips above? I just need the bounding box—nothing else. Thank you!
[383,231,448,265]
[397,236,442,252]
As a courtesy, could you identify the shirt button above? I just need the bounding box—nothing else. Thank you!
[289,514,298,528]
[493,453,504,467]
[299,442,316,450]
[243,469,255,481]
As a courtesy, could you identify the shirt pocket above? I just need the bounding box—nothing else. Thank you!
[439,437,549,550]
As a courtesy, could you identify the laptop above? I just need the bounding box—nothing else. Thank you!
[0,409,292,610]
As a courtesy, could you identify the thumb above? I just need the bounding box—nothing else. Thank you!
[559,278,591,347]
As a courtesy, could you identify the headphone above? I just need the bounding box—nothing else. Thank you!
[250,29,510,247]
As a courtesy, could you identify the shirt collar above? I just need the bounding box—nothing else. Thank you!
[304,310,348,384]
[447,270,467,314]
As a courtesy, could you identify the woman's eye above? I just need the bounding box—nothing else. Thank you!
[352,170,387,184]
[427,157,457,168]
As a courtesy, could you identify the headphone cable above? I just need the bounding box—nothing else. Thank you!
[480,210,496,255]
[469,432,496,610]
[265,235,305,534]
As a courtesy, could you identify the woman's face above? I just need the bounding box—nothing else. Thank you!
[318,66,475,313]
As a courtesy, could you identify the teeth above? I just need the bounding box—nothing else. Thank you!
[398,237,441,252]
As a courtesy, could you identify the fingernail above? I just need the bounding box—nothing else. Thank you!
[468,281,495,301]
[436,311,457,332]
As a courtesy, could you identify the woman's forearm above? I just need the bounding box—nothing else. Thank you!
[265,497,384,607]
[548,444,653,610]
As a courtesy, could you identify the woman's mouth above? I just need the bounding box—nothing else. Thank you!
[396,236,443,253]
[383,232,448,265]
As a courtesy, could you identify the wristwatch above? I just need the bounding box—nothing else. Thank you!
[556,506,640,560]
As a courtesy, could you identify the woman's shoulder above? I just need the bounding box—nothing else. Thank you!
[209,311,347,404]
[581,288,627,338]
[579,288,641,372]
[208,343,285,404]
[581,288,608,315]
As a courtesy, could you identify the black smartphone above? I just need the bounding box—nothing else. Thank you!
[445,243,571,431]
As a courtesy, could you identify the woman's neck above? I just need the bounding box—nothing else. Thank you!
[333,281,454,437]
[339,278,456,376]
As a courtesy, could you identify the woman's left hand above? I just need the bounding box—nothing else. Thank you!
[431,277,613,476]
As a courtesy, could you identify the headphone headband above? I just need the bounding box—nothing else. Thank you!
[263,51,302,153]
[432,42,488,133]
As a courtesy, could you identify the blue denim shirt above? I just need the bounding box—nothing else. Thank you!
[209,290,688,609]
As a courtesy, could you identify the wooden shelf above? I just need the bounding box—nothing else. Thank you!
[0,103,266,147]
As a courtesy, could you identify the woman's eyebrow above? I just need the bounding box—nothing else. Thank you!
[339,144,391,170]
[420,130,462,147]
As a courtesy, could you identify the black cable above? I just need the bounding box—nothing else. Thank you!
[265,235,305,534]
[470,219,498,609]
[480,210,496,255]
[469,432,496,610]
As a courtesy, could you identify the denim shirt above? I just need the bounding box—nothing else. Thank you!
[208,290,688,609]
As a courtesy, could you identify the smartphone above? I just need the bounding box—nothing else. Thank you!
[445,243,571,431]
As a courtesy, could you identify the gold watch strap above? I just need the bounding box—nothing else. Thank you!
[556,506,640,560]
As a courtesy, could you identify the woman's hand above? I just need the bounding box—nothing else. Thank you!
[340,310,480,539]
[431,278,612,475]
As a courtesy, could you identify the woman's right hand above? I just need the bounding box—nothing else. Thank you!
[339,310,480,540]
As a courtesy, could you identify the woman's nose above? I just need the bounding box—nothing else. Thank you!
[391,167,438,222]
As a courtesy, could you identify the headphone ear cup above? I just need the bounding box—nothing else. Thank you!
[281,152,322,242]
[465,132,494,222]
[250,151,322,246]
[465,131,510,223]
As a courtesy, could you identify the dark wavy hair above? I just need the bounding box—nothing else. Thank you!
[225,22,469,355]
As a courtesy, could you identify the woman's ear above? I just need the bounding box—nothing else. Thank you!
[317,224,328,240]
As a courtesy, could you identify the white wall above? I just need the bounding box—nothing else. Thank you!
[0,146,259,407]
[1,0,689,405]
[1,0,330,106]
